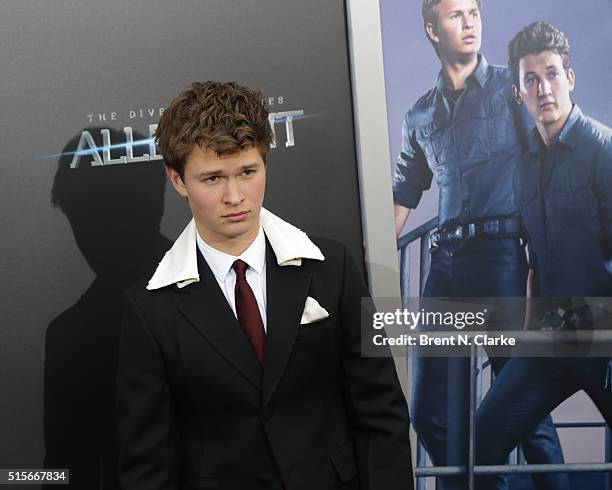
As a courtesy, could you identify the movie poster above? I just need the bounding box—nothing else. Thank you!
[381,0,612,488]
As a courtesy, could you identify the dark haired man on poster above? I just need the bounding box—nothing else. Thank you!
[116,81,414,490]
[475,21,612,489]
[392,0,566,488]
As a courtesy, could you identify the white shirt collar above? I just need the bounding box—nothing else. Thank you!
[196,225,266,283]
[147,208,324,290]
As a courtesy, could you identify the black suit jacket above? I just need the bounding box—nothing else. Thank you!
[116,237,414,490]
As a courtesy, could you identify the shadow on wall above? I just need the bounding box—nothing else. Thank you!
[43,128,172,489]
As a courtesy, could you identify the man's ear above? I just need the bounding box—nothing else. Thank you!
[425,22,440,45]
[512,84,522,105]
[567,67,576,92]
[166,165,188,198]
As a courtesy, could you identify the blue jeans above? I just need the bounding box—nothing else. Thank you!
[475,357,612,489]
[411,238,568,490]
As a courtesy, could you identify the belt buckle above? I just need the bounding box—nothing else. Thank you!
[452,225,463,241]
[468,223,476,239]
[429,231,439,251]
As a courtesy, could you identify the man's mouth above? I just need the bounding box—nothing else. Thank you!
[223,211,250,222]
[539,101,556,111]
[463,35,477,43]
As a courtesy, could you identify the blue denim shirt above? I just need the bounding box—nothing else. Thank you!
[393,56,531,227]
[514,105,612,297]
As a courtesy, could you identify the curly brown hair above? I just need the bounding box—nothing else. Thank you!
[155,81,274,177]
[508,22,571,88]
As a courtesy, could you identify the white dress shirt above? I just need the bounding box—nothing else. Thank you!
[196,227,267,331]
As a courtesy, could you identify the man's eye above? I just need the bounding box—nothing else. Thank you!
[242,169,254,176]
[470,11,479,17]
[525,77,537,86]
[549,72,558,80]
[205,176,219,183]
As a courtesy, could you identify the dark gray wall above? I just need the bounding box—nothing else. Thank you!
[0,1,362,486]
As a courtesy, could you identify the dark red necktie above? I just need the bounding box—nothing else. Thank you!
[232,259,265,364]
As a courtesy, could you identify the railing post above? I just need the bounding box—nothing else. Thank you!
[446,356,470,490]
[468,344,477,490]
[416,437,427,490]
[419,231,431,297]
[400,244,411,300]
[606,426,612,489]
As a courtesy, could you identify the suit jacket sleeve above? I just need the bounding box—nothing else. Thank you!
[338,246,414,489]
[116,290,179,490]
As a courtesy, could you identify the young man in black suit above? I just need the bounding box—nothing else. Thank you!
[116,81,414,490]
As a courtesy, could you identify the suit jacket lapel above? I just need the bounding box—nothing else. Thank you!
[263,242,311,406]
[178,250,262,390]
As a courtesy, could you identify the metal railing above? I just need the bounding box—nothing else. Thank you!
[398,218,612,490]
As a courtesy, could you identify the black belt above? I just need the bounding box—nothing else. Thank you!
[429,218,523,250]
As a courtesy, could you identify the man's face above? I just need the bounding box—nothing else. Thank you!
[428,0,482,59]
[517,50,575,134]
[167,146,266,252]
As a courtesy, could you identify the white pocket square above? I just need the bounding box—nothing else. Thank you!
[300,296,329,325]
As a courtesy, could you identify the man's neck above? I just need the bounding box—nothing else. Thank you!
[196,222,261,257]
[537,111,572,147]
[440,53,479,91]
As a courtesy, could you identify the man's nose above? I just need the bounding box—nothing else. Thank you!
[463,15,474,30]
[538,78,552,96]
[224,179,244,204]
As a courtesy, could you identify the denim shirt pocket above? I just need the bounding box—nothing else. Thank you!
[450,101,490,160]
[456,95,515,160]
[550,175,597,228]
[416,121,449,168]
[488,95,519,152]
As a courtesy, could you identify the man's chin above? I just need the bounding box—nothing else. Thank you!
[222,222,258,238]
[539,114,560,126]
[448,47,479,62]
